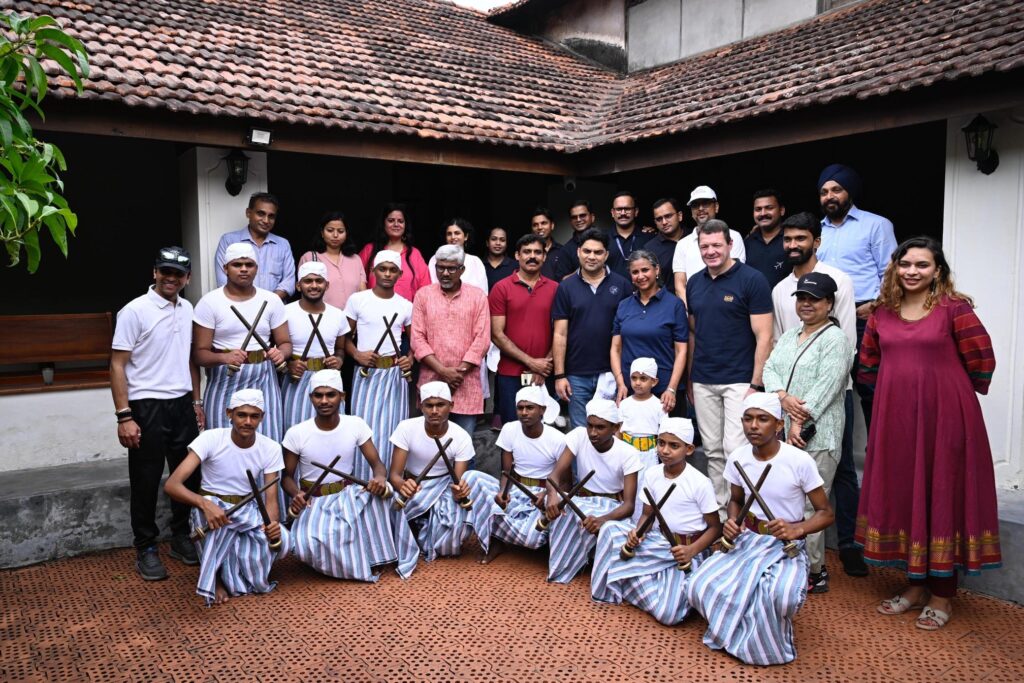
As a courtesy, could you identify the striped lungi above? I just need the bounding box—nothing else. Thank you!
[686,531,808,665]
[547,495,620,584]
[391,471,497,562]
[290,485,414,581]
[490,484,549,550]
[189,497,291,606]
[204,361,283,441]
[350,366,408,480]
[280,369,346,434]
[630,449,662,524]
[591,521,708,625]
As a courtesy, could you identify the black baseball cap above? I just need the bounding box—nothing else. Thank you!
[154,246,191,273]
[792,273,837,299]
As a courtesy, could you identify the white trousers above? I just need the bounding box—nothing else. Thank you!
[692,382,749,512]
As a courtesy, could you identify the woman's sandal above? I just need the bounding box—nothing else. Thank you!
[877,594,927,615]
[915,606,951,631]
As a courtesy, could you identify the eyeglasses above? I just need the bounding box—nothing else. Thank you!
[435,265,463,273]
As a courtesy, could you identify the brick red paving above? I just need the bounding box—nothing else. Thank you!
[2,544,1023,682]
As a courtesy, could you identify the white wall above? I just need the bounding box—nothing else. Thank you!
[944,110,1024,489]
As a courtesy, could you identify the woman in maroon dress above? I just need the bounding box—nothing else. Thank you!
[856,236,999,631]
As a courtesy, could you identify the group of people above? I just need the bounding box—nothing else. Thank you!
[109,163,1001,666]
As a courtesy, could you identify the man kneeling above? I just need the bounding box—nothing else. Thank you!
[165,389,289,605]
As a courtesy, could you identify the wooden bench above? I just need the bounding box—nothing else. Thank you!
[0,313,113,395]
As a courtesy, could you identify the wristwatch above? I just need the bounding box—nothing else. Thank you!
[749,383,765,392]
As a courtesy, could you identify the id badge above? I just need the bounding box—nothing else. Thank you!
[520,372,534,387]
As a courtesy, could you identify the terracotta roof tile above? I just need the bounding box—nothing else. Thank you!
[3,0,1022,152]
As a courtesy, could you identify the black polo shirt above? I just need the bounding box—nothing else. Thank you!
[607,228,653,279]
[551,269,632,375]
[744,227,792,289]
[485,256,517,291]
[646,232,681,295]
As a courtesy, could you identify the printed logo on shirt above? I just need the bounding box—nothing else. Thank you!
[723,295,734,302]
[774,261,785,271]
[609,286,620,295]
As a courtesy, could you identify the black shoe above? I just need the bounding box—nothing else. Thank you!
[136,546,168,581]
[168,535,199,566]
[808,566,830,594]
[840,547,869,577]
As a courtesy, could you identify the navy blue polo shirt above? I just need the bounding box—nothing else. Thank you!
[612,288,689,394]
[607,228,653,278]
[744,228,792,288]
[646,233,681,295]
[540,239,564,281]
[686,260,773,384]
[552,269,631,375]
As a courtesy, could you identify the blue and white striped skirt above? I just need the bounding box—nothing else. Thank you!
[280,369,347,434]
[204,362,283,441]
[291,485,415,581]
[489,484,549,550]
[546,495,620,584]
[686,531,808,666]
[591,520,707,625]
[632,448,662,523]
[189,497,291,606]
[350,366,408,480]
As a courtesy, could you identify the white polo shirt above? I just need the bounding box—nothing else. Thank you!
[640,464,718,535]
[112,287,194,400]
[390,417,474,477]
[671,229,747,278]
[193,286,287,351]
[189,428,284,496]
[284,302,350,358]
[343,290,413,354]
[565,427,644,495]
[495,422,566,479]
[282,415,373,482]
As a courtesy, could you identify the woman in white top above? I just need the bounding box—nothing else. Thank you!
[428,218,489,293]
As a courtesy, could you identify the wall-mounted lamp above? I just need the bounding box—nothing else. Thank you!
[961,115,999,175]
[246,127,273,146]
[224,149,249,196]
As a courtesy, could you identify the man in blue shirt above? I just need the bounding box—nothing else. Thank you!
[686,219,774,511]
[552,199,598,280]
[744,188,792,288]
[647,198,686,296]
[815,164,897,433]
[552,228,631,428]
[531,207,565,281]
[606,191,652,279]
[215,192,295,299]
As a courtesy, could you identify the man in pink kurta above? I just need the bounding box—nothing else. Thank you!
[411,246,491,434]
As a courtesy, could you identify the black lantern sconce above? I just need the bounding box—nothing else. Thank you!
[224,149,250,196]
[961,115,999,175]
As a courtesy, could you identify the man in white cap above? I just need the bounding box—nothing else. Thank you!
[280,261,350,433]
[672,186,746,303]
[111,246,205,580]
[282,370,418,581]
[387,381,495,569]
[687,392,833,666]
[193,241,291,441]
[165,388,289,606]
[545,398,643,584]
[214,192,294,300]
[475,385,565,564]
[343,250,414,480]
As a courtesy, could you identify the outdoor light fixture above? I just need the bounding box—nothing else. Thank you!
[246,127,273,146]
[224,149,249,196]
[961,115,999,175]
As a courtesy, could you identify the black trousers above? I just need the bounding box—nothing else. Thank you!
[128,394,200,549]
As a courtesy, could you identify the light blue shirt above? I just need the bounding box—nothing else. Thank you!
[817,205,896,301]
[214,227,296,295]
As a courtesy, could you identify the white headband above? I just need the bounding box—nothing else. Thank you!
[297,261,328,281]
[420,381,452,403]
[742,391,783,419]
[585,398,621,424]
[308,369,344,394]
[224,242,257,264]
[629,357,658,379]
[515,386,560,424]
[228,388,265,411]
[659,417,695,445]
[373,250,403,270]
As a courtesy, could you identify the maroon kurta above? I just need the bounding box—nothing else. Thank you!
[854,296,1000,577]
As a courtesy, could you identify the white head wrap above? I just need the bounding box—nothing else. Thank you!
[629,357,658,379]
[585,398,621,424]
[659,417,695,445]
[419,381,452,403]
[308,369,344,394]
[373,250,403,270]
[223,242,257,264]
[228,388,265,411]
[595,371,618,400]
[742,392,783,419]
[515,386,561,424]
[297,261,328,281]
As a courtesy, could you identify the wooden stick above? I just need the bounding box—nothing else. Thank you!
[497,468,516,509]
[227,300,266,375]
[287,454,341,520]
[299,313,320,361]
[310,460,393,500]
[435,436,472,510]
[720,463,772,552]
[619,483,677,560]
[357,314,396,378]
[643,487,689,572]
[230,304,287,373]
[246,469,282,551]
[732,462,799,558]
[536,470,594,531]
[191,476,279,541]
[546,478,588,523]
[393,437,454,510]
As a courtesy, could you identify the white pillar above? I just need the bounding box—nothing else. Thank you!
[943,110,1024,489]
[178,147,268,302]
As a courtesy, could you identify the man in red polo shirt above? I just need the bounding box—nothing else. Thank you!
[489,234,558,424]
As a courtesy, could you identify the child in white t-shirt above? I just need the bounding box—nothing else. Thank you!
[619,357,667,469]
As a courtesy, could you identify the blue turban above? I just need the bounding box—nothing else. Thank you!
[817,164,862,203]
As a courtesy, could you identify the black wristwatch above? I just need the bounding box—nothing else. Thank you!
[749,383,765,392]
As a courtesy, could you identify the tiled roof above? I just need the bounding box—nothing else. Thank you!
[7,0,1024,153]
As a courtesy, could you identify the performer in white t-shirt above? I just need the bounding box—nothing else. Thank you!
[165,389,289,606]
[619,357,668,478]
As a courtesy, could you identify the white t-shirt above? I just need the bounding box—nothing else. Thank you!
[193,287,287,351]
[771,261,857,347]
[723,442,824,523]
[189,428,284,496]
[389,417,475,477]
[671,229,747,278]
[565,427,644,495]
[343,290,413,354]
[112,287,194,400]
[428,253,489,293]
[282,415,373,482]
[495,422,566,479]
[619,396,667,437]
[284,302,350,358]
[640,464,718,535]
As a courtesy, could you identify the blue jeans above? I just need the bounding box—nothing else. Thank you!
[833,390,861,548]
[450,412,478,435]
[496,374,522,424]
[566,374,599,429]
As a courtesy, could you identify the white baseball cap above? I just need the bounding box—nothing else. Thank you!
[687,186,718,205]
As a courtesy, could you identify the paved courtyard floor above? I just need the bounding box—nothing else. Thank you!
[2,544,1022,682]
